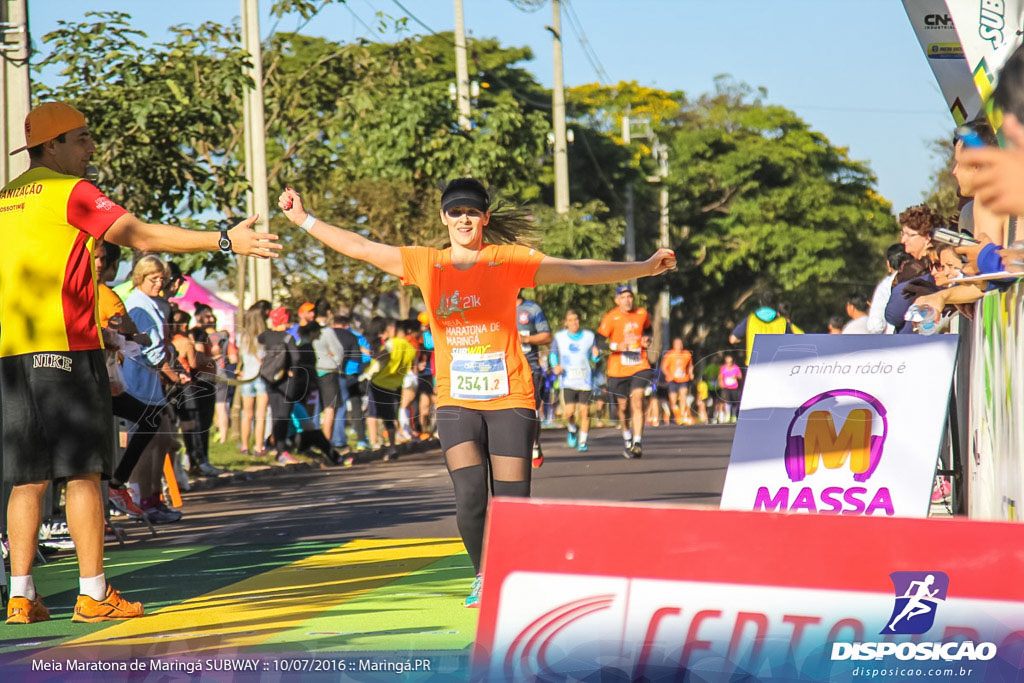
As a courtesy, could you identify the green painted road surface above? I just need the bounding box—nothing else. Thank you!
[1,539,478,681]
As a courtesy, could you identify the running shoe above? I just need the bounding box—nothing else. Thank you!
[577,442,589,452]
[71,585,144,623]
[630,441,643,459]
[931,476,952,504]
[6,595,49,624]
[355,441,371,451]
[276,451,300,465]
[108,487,145,519]
[197,462,225,477]
[531,445,544,469]
[566,430,578,448]
[144,503,182,525]
[464,574,483,608]
[382,447,398,462]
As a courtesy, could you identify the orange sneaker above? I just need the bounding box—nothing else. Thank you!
[71,585,144,623]
[6,595,50,624]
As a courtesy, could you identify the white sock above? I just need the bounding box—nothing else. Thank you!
[568,423,577,434]
[11,575,35,600]
[79,573,107,601]
[623,429,632,444]
[579,431,588,445]
[633,435,642,445]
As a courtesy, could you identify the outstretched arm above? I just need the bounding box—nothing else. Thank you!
[534,248,676,285]
[105,214,280,258]
[278,188,403,278]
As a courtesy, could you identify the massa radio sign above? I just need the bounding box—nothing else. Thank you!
[755,389,894,516]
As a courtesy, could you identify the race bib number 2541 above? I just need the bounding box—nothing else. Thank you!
[450,351,509,401]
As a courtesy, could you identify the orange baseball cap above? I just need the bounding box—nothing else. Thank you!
[298,302,315,314]
[10,102,88,155]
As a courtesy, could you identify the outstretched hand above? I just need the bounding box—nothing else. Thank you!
[646,248,677,276]
[226,214,282,259]
[278,188,308,226]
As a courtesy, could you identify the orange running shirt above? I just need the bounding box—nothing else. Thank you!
[597,307,652,378]
[400,243,545,411]
[661,349,693,383]
[97,283,127,329]
[0,167,126,357]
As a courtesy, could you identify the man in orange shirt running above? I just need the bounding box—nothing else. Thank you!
[661,337,694,425]
[597,286,653,458]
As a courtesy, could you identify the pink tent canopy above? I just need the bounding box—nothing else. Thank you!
[170,276,238,340]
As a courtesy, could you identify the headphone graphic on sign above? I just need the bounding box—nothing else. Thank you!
[783,389,888,483]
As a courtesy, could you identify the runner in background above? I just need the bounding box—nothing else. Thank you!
[661,337,695,425]
[718,353,743,423]
[515,293,552,467]
[598,285,653,459]
[414,311,436,439]
[278,180,675,607]
[550,309,599,451]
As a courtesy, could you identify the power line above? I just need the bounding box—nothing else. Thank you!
[344,2,378,36]
[562,0,610,84]
[389,0,441,37]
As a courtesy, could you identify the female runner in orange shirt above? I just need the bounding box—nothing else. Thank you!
[278,180,675,606]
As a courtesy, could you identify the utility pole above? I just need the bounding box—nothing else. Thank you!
[453,0,472,131]
[241,0,272,307]
[655,141,670,357]
[550,0,569,213]
[0,0,30,184]
[622,108,636,289]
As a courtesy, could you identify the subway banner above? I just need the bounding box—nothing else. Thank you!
[720,335,958,518]
[473,499,1024,681]
[902,0,982,124]
[945,0,1024,110]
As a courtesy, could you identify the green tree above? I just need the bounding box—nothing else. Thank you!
[660,78,896,351]
[35,12,254,275]
[922,135,959,221]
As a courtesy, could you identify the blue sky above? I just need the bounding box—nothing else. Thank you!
[30,0,952,214]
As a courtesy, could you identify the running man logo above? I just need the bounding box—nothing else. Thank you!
[784,389,887,483]
[434,290,481,324]
[881,571,949,635]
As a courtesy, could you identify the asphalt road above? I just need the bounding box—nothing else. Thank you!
[130,423,736,548]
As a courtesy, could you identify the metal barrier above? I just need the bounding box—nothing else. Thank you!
[967,281,1024,520]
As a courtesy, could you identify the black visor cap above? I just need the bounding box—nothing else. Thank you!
[441,179,489,213]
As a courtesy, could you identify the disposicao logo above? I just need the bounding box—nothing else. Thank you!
[882,571,948,635]
[754,389,893,515]
[831,572,997,663]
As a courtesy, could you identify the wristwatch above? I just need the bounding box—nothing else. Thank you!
[218,229,232,253]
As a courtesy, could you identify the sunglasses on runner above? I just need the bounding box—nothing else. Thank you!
[445,208,484,219]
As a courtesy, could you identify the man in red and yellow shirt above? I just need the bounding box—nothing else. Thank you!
[597,285,653,458]
[1,102,280,626]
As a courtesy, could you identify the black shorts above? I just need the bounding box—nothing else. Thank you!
[561,388,592,405]
[2,349,114,484]
[607,369,654,401]
[416,371,435,397]
[721,387,742,404]
[531,369,544,410]
[367,382,400,421]
[667,381,689,394]
[436,406,537,459]
[318,372,340,409]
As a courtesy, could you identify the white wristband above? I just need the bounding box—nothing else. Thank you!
[300,214,317,232]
